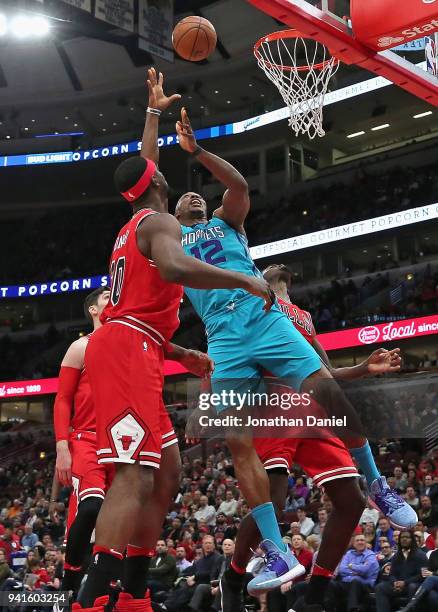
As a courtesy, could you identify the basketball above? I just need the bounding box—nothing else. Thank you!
[172,16,217,62]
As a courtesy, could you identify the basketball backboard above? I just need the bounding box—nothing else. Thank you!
[247,0,438,105]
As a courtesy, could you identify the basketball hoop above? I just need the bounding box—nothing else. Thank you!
[254,30,339,139]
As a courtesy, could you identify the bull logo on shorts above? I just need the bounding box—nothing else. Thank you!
[116,431,139,451]
[110,412,146,460]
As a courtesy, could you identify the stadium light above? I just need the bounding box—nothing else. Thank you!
[413,111,433,119]
[33,16,50,36]
[347,131,365,138]
[9,15,50,38]
[0,14,7,36]
[371,123,390,131]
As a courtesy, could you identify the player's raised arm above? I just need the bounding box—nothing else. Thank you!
[312,337,402,379]
[137,212,273,309]
[140,68,181,162]
[53,338,85,486]
[176,108,250,231]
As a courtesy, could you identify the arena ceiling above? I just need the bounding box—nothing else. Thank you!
[0,0,435,155]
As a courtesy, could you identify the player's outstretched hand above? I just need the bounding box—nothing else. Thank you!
[55,442,72,486]
[245,277,275,311]
[147,67,181,112]
[180,349,214,378]
[48,501,57,522]
[176,107,198,153]
[366,347,402,374]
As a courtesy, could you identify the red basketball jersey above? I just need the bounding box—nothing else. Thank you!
[71,337,95,432]
[101,209,183,343]
[277,296,316,344]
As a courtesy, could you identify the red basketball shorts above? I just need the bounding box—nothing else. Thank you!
[254,436,358,487]
[85,323,166,468]
[65,431,115,535]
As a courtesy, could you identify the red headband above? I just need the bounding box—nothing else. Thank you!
[121,159,157,203]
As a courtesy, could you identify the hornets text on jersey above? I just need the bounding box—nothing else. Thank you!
[181,216,262,323]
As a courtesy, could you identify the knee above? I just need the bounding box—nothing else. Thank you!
[226,432,254,461]
[115,464,154,504]
[155,465,181,501]
[330,479,365,520]
[77,496,102,525]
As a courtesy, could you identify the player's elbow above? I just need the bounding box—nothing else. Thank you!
[158,261,186,284]
[231,179,249,194]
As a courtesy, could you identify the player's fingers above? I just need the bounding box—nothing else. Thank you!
[169,94,182,103]
[159,71,164,87]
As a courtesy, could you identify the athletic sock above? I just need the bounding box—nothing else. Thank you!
[78,546,123,608]
[305,573,333,606]
[349,440,380,486]
[251,502,287,552]
[61,566,83,597]
[230,560,246,576]
[123,545,153,599]
[224,564,246,588]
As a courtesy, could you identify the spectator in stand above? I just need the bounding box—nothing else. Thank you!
[0,549,12,585]
[375,530,427,612]
[363,524,376,549]
[360,501,380,527]
[166,538,177,557]
[163,517,183,542]
[296,508,315,537]
[180,531,196,562]
[394,467,408,492]
[175,546,192,574]
[213,512,228,544]
[413,531,428,553]
[0,523,20,563]
[418,495,434,528]
[292,476,309,506]
[404,486,420,511]
[291,534,313,580]
[217,490,238,517]
[7,500,23,519]
[414,520,431,547]
[396,532,438,611]
[21,524,38,550]
[377,541,395,567]
[223,516,241,541]
[375,518,395,552]
[288,522,301,538]
[327,533,379,612]
[194,496,216,526]
[284,489,299,512]
[187,539,234,612]
[182,535,223,582]
[147,540,178,596]
[310,508,328,538]
[420,474,434,497]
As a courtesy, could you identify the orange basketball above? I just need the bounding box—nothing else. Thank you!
[173,16,217,62]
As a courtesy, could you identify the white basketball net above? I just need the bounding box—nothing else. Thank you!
[255,33,339,139]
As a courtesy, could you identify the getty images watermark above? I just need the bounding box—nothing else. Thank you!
[197,390,346,428]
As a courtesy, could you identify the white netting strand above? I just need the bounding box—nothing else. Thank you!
[255,33,339,139]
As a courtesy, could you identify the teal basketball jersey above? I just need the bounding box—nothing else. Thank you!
[181,216,262,322]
